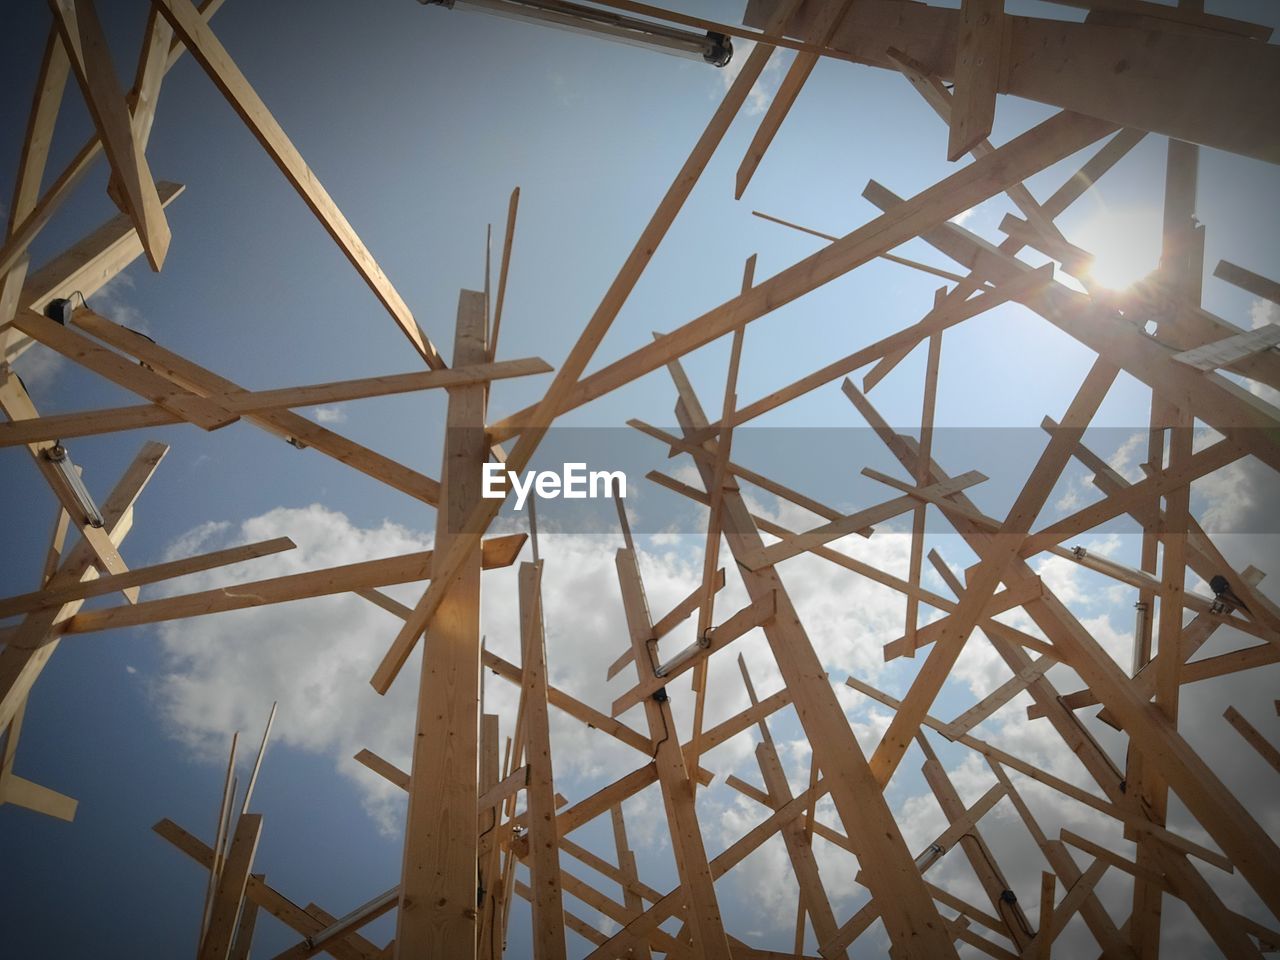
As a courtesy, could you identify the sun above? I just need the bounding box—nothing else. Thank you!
[1075,208,1163,291]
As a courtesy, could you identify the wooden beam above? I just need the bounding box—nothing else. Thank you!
[66,308,444,503]
[0,536,294,619]
[734,0,852,198]
[485,112,1110,447]
[948,0,1005,160]
[49,0,171,270]
[668,375,959,960]
[615,546,733,959]
[395,290,488,959]
[609,805,652,960]
[746,0,1280,163]
[0,356,552,448]
[61,534,525,633]
[0,441,166,731]
[610,592,776,717]
[199,813,263,960]
[152,0,440,367]
[517,562,567,960]
[1215,259,1280,307]
[1224,706,1280,775]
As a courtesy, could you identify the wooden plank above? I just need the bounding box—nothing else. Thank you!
[1173,323,1280,372]
[485,112,1111,446]
[50,0,171,270]
[152,0,440,367]
[735,0,853,197]
[62,534,525,633]
[865,358,1118,784]
[0,537,294,619]
[199,813,263,960]
[609,805,652,960]
[610,592,775,717]
[8,27,70,230]
[747,0,1280,162]
[1215,259,1280,307]
[615,546,732,960]
[0,356,551,448]
[755,742,847,958]
[667,375,959,960]
[67,308,443,504]
[948,0,1005,160]
[904,316,942,657]
[517,562,567,960]
[0,441,166,731]
[395,290,488,959]
[11,308,238,430]
[738,472,986,571]
[1224,706,1280,775]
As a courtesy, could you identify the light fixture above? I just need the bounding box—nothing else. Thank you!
[43,443,105,528]
[420,0,732,67]
[913,842,945,871]
[44,298,76,325]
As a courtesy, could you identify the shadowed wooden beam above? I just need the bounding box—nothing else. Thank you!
[948,0,1005,160]
[1215,259,1280,306]
[49,0,171,270]
[198,813,263,960]
[153,819,379,960]
[744,0,1280,162]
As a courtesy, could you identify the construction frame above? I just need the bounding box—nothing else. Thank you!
[2,0,1279,958]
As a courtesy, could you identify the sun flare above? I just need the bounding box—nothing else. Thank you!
[1077,208,1162,291]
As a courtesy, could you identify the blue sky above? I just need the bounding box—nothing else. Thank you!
[2,1,1280,957]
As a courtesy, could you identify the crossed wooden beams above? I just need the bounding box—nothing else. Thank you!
[5,0,1280,959]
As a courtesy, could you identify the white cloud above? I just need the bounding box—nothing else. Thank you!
[717,40,786,117]
[312,405,347,424]
[142,495,1278,956]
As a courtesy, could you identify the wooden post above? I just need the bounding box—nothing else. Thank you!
[395,290,488,958]
[517,561,567,960]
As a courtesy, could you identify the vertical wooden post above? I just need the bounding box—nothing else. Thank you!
[671,375,958,960]
[198,813,263,960]
[616,547,733,960]
[609,804,652,960]
[518,561,567,960]
[396,290,488,959]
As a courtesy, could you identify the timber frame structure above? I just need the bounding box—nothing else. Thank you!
[2,0,1279,958]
